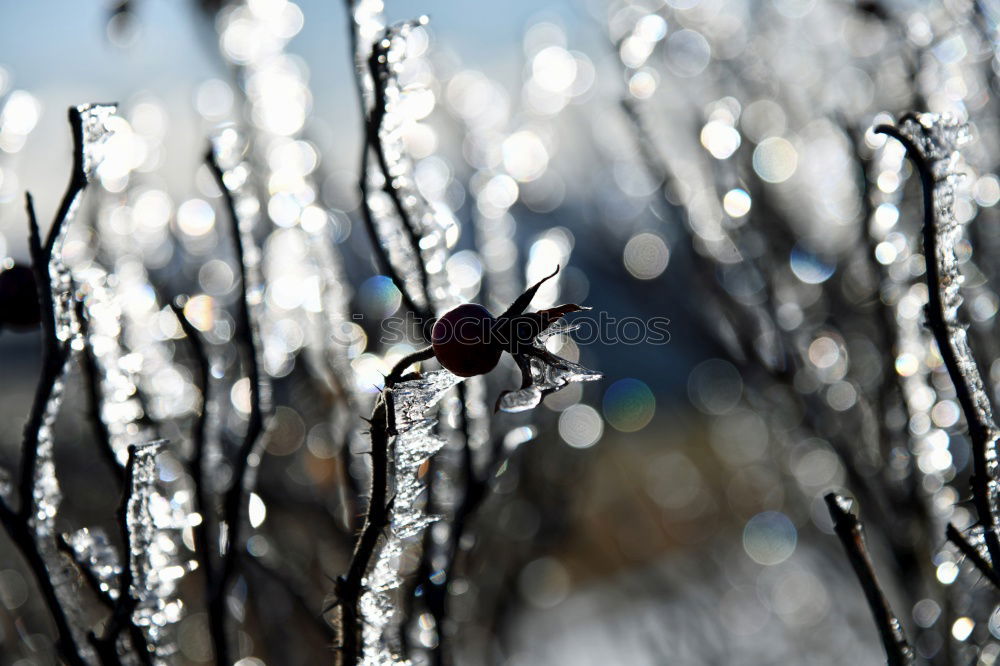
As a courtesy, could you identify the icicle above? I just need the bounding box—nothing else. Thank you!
[497,321,602,414]
[22,103,123,664]
[62,527,122,600]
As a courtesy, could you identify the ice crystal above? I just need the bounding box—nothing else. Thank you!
[125,441,193,656]
[498,321,602,413]
[62,527,122,600]
[210,128,272,418]
[50,104,119,344]
[78,103,118,179]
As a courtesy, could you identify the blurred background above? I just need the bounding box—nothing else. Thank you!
[4,0,1000,664]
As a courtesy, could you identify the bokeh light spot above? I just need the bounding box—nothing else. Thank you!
[743,511,797,565]
[558,404,603,448]
[357,275,402,319]
[623,232,670,279]
[603,378,655,432]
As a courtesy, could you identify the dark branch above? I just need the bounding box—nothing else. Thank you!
[170,302,222,655]
[824,493,913,666]
[945,523,1000,588]
[345,15,433,324]
[338,396,392,665]
[205,146,270,666]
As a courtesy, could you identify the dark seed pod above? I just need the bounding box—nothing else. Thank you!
[0,264,41,332]
[431,303,501,377]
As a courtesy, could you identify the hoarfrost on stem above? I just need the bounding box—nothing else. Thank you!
[358,370,463,665]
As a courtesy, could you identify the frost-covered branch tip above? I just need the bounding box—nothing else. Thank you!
[874,115,1000,579]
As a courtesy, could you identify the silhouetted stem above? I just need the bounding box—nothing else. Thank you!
[171,303,223,649]
[365,35,432,313]
[345,11,433,324]
[206,147,270,666]
[946,523,1000,588]
[338,396,391,665]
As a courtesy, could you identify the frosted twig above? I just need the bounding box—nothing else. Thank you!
[89,443,156,666]
[824,493,914,666]
[364,31,432,314]
[874,117,1000,578]
[56,533,116,610]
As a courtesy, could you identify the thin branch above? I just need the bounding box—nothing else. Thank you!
[170,302,221,651]
[365,35,432,312]
[824,493,914,666]
[205,146,270,666]
[385,347,435,386]
[875,121,1000,572]
[18,194,71,520]
[945,522,1000,588]
[56,533,116,610]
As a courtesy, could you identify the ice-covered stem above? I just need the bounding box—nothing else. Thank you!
[18,195,72,521]
[89,443,154,666]
[205,147,270,665]
[874,117,1000,573]
[945,523,1000,588]
[0,106,114,666]
[0,509,85,665]
[56,533,116,611]
[337,395,392,665]
[348,21,433,322]
[364,30,432,314]
[18,103,95,521]
[356,143,428,321]
[824,493,914,666]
